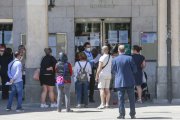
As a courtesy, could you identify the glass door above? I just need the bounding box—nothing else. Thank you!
[0,24,13,48]
[75,19,102,53]
[103,18,131,54]
[75,18,131,55]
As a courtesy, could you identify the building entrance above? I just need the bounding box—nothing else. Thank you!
[75,18,131,54]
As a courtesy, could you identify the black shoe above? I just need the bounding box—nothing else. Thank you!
[84,105,88,108]
[89,99,95,103]
[131,115,136,119]
[117,115,125,119]
[66,109,73,112]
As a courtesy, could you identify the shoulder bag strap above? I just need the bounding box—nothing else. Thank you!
[102,55,110,70]
[83,62,88,70]
[10,60,19,76]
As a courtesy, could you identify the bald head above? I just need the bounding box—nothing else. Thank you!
[102,46,109,54]
[118,45,125,54]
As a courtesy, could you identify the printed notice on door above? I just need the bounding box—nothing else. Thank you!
[108,30,118,44]
[119,30,128,44]
[4,31,13,44]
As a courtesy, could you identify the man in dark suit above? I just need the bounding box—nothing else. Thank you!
[112,45,137,119]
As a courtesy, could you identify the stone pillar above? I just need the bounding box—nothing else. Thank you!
[155,0,168,103]
[171,0,180,103]
[25,0,48,103]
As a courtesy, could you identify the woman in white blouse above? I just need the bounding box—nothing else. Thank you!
[74,52,92,108]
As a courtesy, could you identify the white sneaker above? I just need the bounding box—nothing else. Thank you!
[40,104,49,108]
[50,103,57,108]
[97,104,105,109]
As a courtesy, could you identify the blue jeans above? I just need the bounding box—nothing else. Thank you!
[117,87,136,116]
[76,81,89,105]
[7,81,23,109]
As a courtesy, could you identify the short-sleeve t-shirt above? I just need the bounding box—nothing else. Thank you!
[99,54,112,79]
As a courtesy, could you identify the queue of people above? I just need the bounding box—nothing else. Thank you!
[0,43,147,119]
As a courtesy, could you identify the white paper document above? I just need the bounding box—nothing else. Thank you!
[5,82,12,85]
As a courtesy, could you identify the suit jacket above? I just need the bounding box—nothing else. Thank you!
[112,54,137,88]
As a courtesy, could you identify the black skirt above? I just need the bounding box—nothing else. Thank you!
[40,74,55,86]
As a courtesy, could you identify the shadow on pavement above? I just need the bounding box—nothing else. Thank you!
[0,108,57,115]
[136,117,172,119]
[73,110,103,113]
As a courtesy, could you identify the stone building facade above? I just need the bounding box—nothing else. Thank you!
[0,0,179,103]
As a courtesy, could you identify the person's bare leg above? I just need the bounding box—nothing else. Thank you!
[136,86,142,102]
[98,89,105,108]
[48,86,55,103]
[105,88,111,107]
[41,85,48,104]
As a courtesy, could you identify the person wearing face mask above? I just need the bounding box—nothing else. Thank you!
[83,42,95,103]
[95,46,112,109]
[0,45,13,100]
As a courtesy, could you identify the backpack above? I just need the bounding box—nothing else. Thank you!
[76,61,88,82]
[56,62,71,86]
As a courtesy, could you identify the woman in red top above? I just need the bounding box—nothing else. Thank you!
[55,52,73,112]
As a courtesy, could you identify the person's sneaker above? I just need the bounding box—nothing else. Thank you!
[117,115,125,119]
[76,104,81,108]
[40,104,49,108]
[66,109,73,112]
[137,99,143,104]
[105,105,110,108]
[57,109,61,112]
[84,105,88,108]
[6,108,11,111]
[16,108,24,112]
[131,115,136,119]
[97,104,105,109]
[50,103,57,108]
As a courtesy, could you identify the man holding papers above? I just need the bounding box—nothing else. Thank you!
[6,51,24,112]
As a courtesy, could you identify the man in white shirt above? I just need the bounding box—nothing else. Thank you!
[95,46,112,109]
[6,51,24,112]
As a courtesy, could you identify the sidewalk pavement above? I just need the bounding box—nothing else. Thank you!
[0,100,180,120]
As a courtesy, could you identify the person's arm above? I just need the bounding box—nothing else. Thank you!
[55,63,58,73]
[87,62,92,82]
[7,64,13,79]
[11,62,22,82]
[111,59,116,74]
[68,63,73,76]
[141,60,146,69]
[95,62,103,82]
[73,62,78,82]
[130,58,137,74]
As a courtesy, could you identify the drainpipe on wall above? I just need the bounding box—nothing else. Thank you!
[167,0,172,103]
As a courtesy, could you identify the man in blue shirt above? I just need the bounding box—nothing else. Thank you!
[83,42,95,102]
[112,45,137,119]
[6,51,24,112]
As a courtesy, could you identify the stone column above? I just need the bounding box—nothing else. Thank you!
[171,0,180,103]
[155,0,168,103]
[25,0,48,103]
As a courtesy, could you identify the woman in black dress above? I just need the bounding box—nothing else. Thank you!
[132,45,146,103]
[40,48,57,108]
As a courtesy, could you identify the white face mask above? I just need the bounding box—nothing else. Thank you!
[86,48,91,52]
